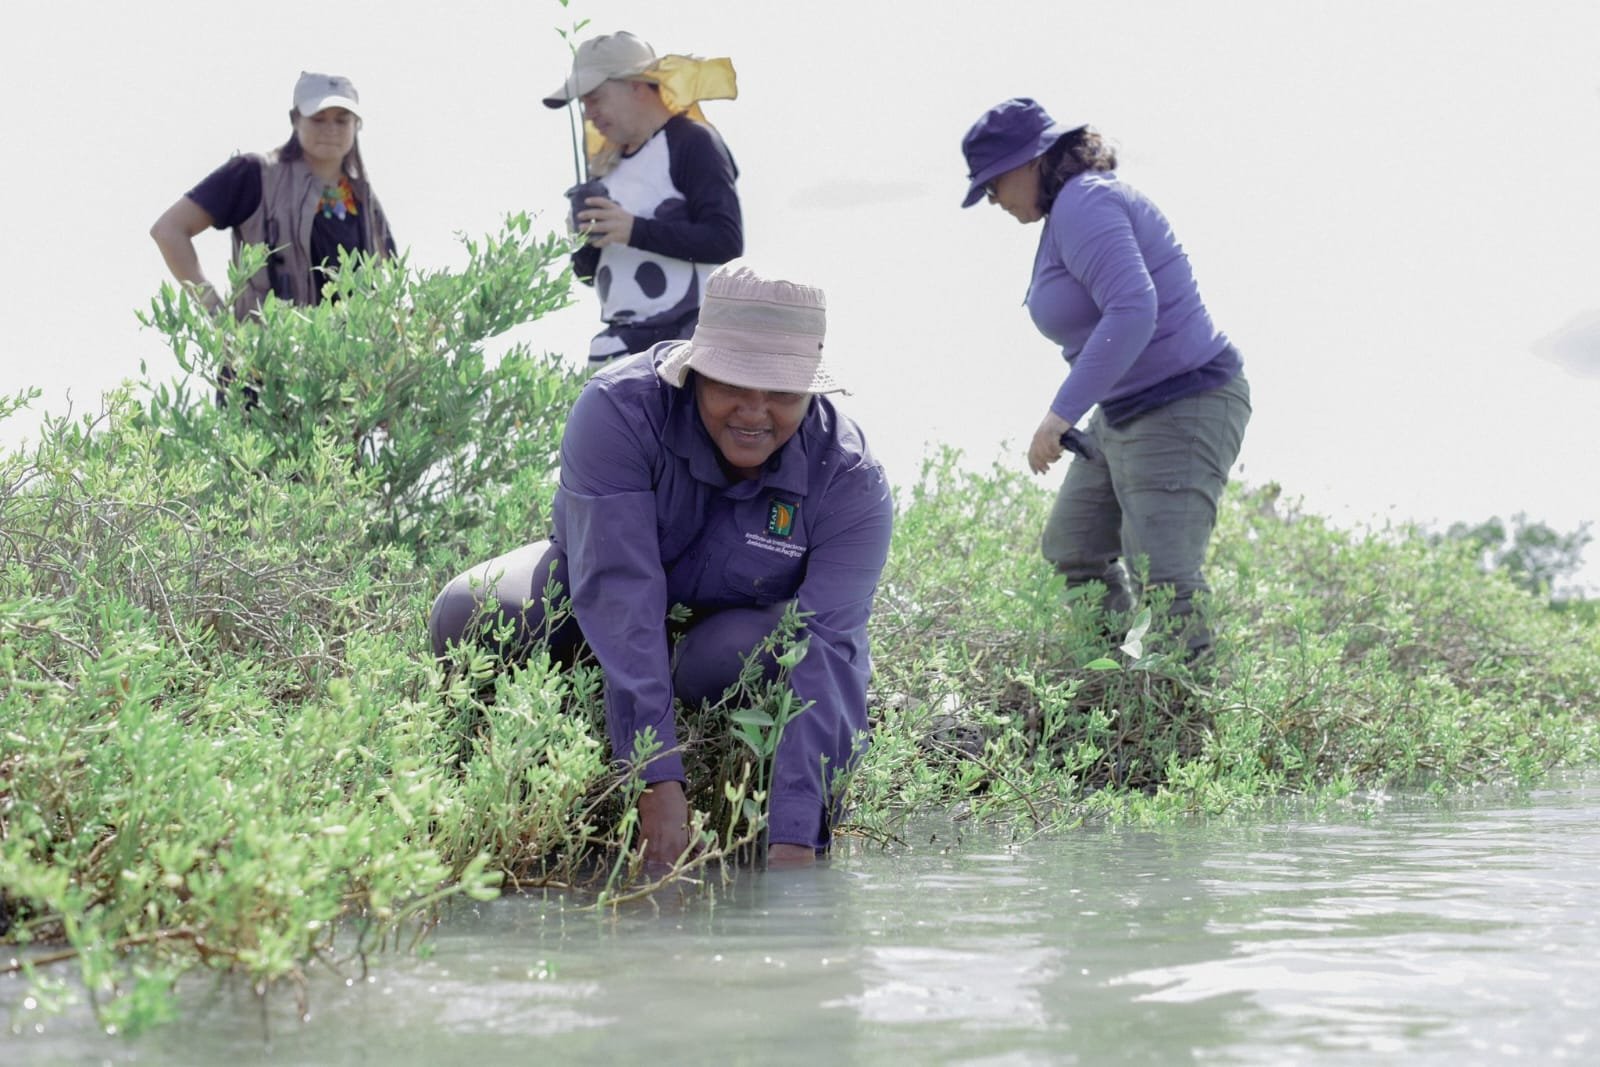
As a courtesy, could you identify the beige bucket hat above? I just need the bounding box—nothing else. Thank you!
[656,263,844,395]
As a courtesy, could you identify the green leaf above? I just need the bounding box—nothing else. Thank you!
[731,707,776,729]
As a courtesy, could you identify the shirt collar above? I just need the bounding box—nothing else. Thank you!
[662,375,813,499]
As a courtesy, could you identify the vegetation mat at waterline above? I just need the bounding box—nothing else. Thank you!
[4,224,1598,1033]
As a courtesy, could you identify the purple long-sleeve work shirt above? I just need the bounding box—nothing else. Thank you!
[551,348,894,848]
[1028,172,1231,426]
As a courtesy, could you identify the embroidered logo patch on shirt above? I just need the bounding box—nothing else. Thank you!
[767,498,798,538]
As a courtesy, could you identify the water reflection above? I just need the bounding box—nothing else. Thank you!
[1110,796,1600,1062]
[826,857,1060,1030]
[5,776,1599,1065]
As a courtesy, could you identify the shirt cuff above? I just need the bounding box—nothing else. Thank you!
[632,746,685,786]
[766,793,826,850]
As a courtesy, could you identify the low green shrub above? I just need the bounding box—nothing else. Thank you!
[3,258,1597,1032]
[138,215,582,552]
[845,460,1599,843]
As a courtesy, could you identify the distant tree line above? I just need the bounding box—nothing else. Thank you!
[1432,513,1594,602]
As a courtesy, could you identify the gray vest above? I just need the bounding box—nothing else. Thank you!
[229,152,390,319]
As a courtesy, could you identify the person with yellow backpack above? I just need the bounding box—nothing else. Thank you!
[544,32,744,368]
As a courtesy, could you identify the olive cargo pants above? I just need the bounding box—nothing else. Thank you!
[1041,372,1251,655]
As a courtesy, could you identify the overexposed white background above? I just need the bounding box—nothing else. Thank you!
[2,0,1596,585]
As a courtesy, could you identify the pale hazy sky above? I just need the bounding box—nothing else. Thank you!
[3,1,1597,586]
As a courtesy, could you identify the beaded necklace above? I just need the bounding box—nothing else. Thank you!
[316,176,360,221]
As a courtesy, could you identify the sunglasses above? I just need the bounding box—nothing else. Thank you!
[982,178,999,199]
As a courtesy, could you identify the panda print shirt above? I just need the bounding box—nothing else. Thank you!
[574,114,744,364]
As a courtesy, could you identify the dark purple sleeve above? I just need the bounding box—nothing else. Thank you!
[767,458,894,848]
[185,155,264,231]
[629,117,744,264]
[552,380,682,782]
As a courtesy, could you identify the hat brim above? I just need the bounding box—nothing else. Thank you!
[960,122,1083,207]
[655,340,846,395]
[297,94,362,120]
[542,62,658,109]
[542,71,602,109]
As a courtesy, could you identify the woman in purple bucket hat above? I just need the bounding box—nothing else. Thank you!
[961,97,1251,659]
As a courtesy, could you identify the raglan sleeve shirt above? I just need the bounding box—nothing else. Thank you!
[571,118,742,285]
[630,117,744,265]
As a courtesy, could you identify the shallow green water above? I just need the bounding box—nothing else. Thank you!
[8,774,1600,1065]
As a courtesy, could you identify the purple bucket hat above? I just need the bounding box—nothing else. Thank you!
[960,97,1085,208]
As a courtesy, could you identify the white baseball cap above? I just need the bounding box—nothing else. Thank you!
[293,71,362,119]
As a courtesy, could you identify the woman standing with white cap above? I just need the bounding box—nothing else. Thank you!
[429,263,893,870]
[150,71,394,321]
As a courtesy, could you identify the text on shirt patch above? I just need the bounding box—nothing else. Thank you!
[745,531,803,559]
[767,498,798,537]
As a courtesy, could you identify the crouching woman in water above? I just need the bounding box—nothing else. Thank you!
[429,263,894,869]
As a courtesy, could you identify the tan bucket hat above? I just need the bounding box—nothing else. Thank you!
[656,263,845,395]
[543,31,658,108]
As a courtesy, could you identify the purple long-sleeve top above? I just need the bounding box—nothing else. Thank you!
[550,348,894,848]
[1028,172,1231,426]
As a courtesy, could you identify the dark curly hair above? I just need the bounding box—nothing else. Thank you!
[1038,128,1118,214]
